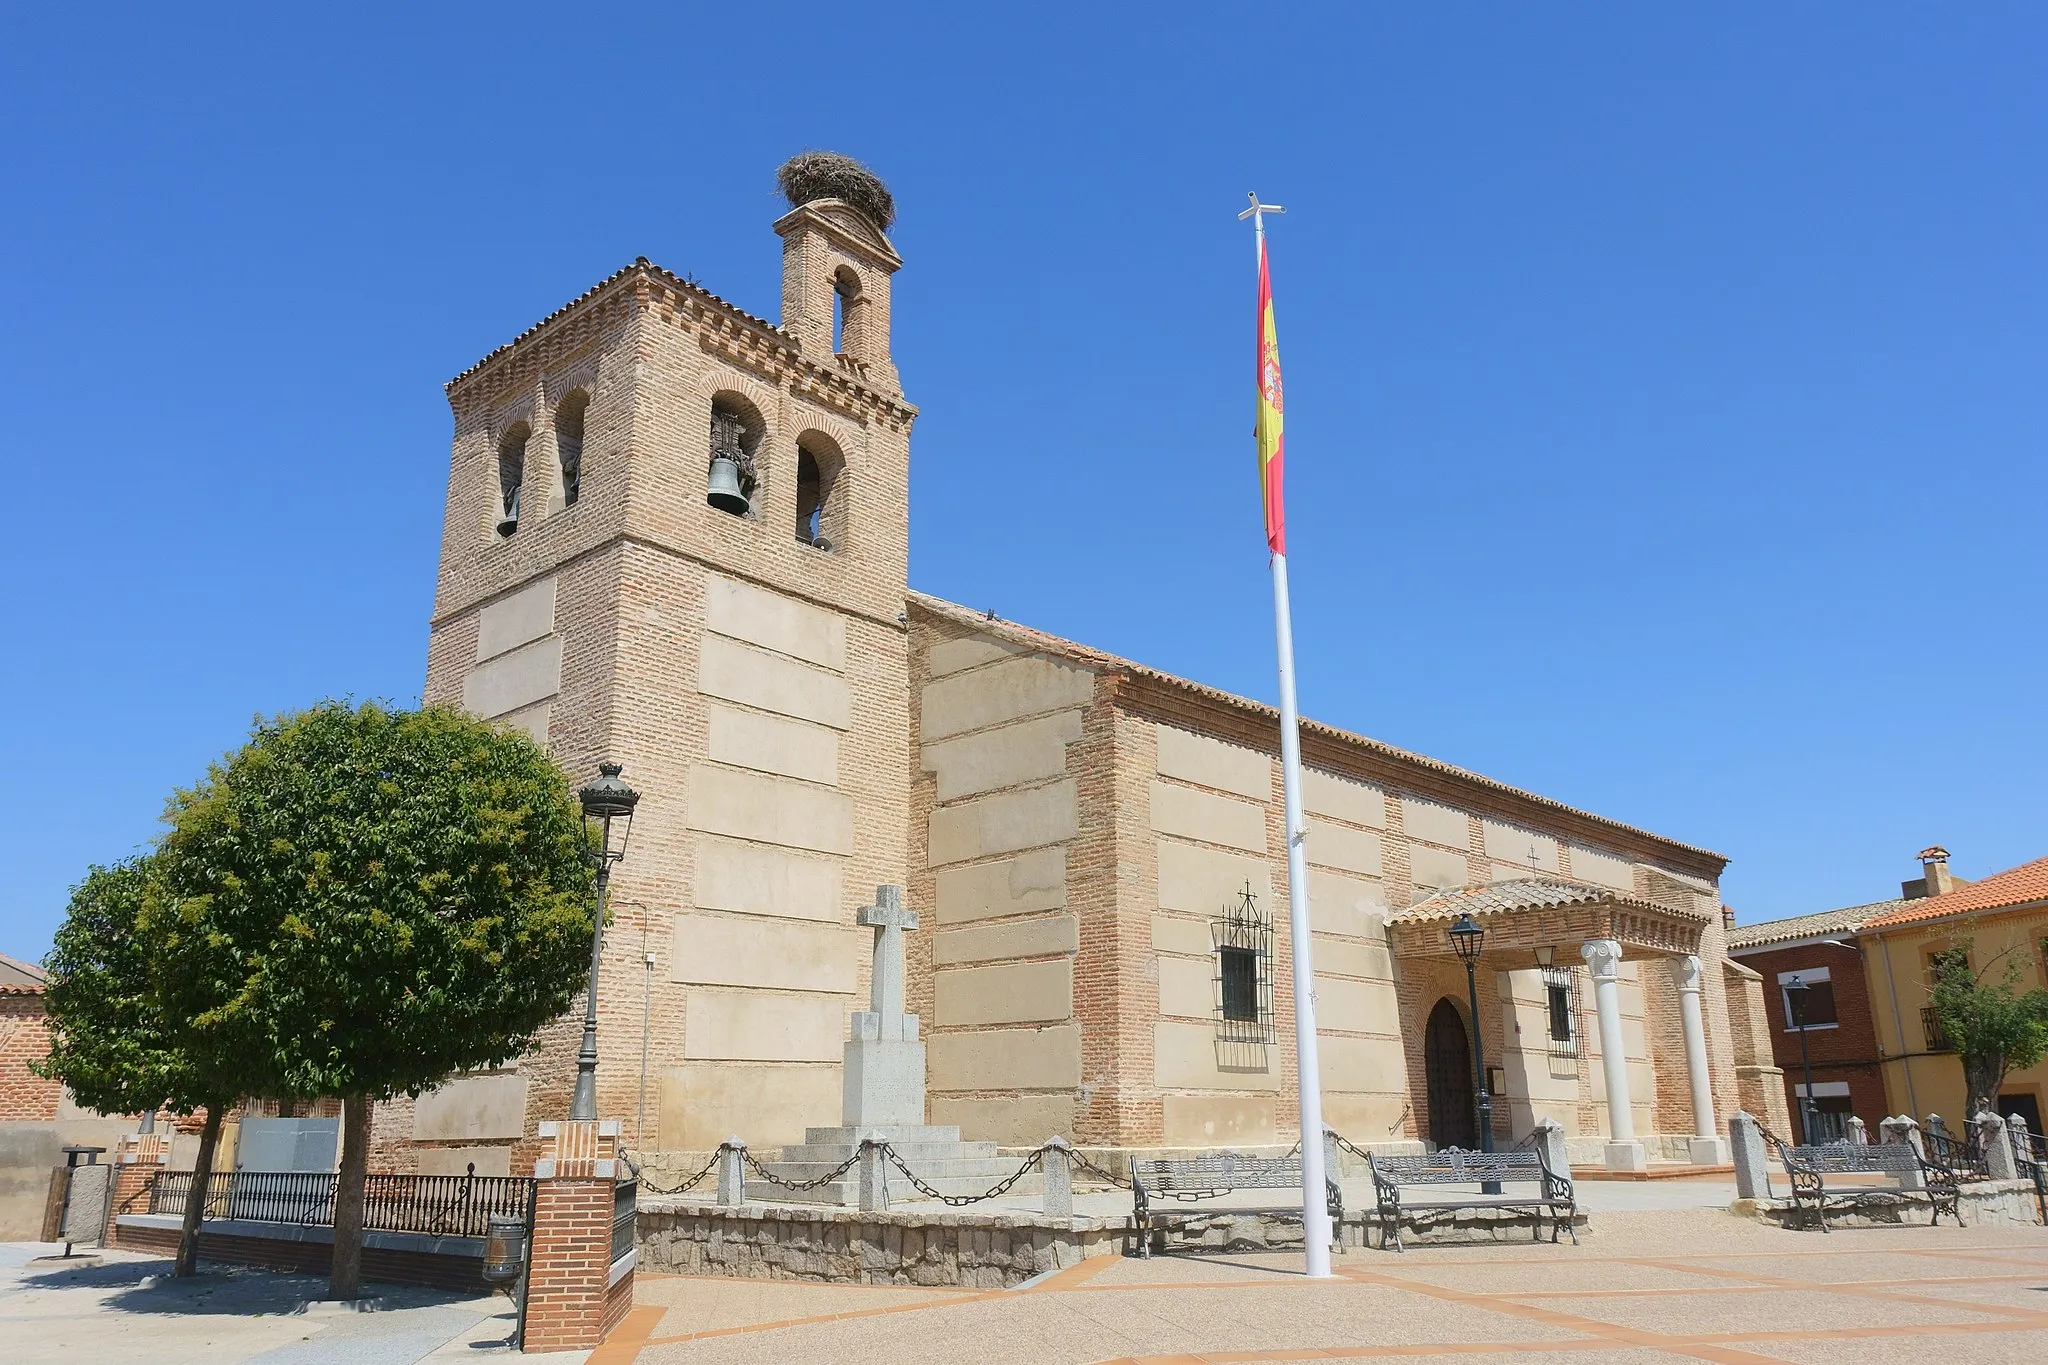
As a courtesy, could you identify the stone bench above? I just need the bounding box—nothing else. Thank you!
[1366,1147,1576,1252]
[1129,1153,1340,1258]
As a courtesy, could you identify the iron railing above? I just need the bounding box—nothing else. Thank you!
[1921,1007,1954,1052]
[149,1167,534,1240]
[611,1178,637,1264]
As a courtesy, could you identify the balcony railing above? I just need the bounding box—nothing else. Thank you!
[1921,1006,1954,1052]
[149,1167,533,1240]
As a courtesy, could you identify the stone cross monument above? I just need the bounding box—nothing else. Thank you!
[843,885,927,1127]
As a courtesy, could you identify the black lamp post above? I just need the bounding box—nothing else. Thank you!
[1448,912,1500,1193]
[570,762,639,1123]
[1785,974,1818,1144]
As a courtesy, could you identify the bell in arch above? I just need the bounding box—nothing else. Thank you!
[706,456,750,515]
[495,486,520,537]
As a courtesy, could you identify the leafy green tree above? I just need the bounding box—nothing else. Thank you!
[144,701,596,1298]
[38,859,265,1276]
[1929,939,2048,1119]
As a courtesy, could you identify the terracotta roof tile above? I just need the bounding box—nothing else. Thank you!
[1725,900,1906,951]
[0,950,47,993]
[1859,854,2048,930]
[1391,878,1672,924]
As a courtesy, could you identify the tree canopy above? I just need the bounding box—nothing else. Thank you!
[1929,939,2048,1118]
[140,699,598,1296]
[39,857,250,1118]
[143,700,598,1100]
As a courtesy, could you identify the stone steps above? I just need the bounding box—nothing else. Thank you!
[779,1140,999,1164]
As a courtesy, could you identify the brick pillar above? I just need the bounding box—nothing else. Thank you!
[105,1131,169,1248]
[521,1120,630,1354]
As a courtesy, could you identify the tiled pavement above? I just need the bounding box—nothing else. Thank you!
[4,1211,2043,1363]
[595,1211,2048,1365]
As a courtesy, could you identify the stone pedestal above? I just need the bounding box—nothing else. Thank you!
[759,886,1034,1206]
[1730,1112,1769,1200]
[1687,1136,1731,1165]
[523,1120,633,1355]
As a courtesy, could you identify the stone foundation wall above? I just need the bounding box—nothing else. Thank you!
[636,1198,1120,1287]
[1144,1205,1588,1254]
[1735,1179,2044,1230]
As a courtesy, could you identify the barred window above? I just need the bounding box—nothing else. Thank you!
[1213,884,1274,1047]
[1542,964,1579,1057]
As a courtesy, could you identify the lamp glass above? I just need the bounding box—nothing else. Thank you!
[1448,912,1484,962]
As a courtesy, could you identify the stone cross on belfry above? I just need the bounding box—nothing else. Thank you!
[857,884,919,1026]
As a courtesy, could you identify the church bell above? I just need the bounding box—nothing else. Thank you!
[706,455,750,515]
[495,488,520,537]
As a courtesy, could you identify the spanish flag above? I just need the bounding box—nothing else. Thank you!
[1255,236,1286,554]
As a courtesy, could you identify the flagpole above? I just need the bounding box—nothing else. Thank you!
[1244,196,1334,1278]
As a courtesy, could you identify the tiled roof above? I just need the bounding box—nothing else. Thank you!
[1725,899,1907,951]
[1859,855,2048,931]
[907,593,1727,870]
[0,951,47,994]
[1391,878,1669,923]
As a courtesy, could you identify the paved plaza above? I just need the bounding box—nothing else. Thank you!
[6,1208,2047,1365]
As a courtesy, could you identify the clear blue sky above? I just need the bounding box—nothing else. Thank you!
[3,5,2042,960]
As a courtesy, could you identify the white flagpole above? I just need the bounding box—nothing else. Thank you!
[1241,193,1333,1277]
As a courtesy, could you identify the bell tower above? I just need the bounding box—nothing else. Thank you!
[416,154,917,1163]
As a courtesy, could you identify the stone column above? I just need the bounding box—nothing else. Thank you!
[1532,1117,1570,1180]
[857,1134,890,1212]
[1040,1137,1073,1220]
[716,1138,746,1207]
[1730,1112,1769,1200]
[1671,955,1728,1164]
[1977,1112,2018,1181]
[1582,939,1646,1172]
[523,1120,631,1354]
[1879,1116,1925,1191]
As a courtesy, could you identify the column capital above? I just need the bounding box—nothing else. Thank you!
[1580,938,1623,978]
[1672,954,1704,994]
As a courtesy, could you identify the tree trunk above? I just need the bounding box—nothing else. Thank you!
[1962,1053,2006,1120]
[174,1106,224,1278]
[328,1093,372,1300]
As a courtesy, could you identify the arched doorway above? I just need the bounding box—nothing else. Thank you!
[1425,998,1477,1150]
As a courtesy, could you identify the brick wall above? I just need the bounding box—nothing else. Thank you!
[520,1178,615,1352]
[1736,940,1889,1139]
[0,993,60,1121]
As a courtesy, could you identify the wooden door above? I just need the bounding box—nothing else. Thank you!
[1425,997,1477,1150]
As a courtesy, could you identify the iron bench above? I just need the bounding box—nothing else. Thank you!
[1773,1140,1959,1231]
[1366,1147,1576,1252]
[1129,1153,1341,1257]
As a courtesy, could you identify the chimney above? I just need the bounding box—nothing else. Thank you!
[1903,845,1953,899]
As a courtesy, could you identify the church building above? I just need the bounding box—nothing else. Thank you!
[374,158,1790,1178]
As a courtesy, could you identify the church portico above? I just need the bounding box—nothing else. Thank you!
[1388,880,1725,1171]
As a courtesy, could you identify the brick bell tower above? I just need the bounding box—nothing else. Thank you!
[406,153,917,1168]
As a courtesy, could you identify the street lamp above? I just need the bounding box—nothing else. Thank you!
[1784,974,1818,1144]
[570,762,639,1123]
[1447,913,1500,1193]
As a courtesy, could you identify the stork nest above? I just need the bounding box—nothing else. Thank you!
[777,151,895,231]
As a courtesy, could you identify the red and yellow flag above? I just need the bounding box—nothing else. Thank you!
[1255,236,1286,553]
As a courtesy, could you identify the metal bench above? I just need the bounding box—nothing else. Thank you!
[1773,1140,1959,1231]
[1129,1153,1340,1257]
[1366,1147,1576,1252]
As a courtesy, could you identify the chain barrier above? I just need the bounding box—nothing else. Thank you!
[882,1143,1050,1207]
[740,1145,864,1194]
[624,1148,720,1197]
[1329,1130,1375,1164]
[1069,1150,1133,1190]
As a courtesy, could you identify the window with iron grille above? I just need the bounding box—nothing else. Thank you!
[1542,964,1579,1057]
[1213,884,1275,1046]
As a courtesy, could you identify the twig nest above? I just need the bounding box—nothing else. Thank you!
[777,152,895,231]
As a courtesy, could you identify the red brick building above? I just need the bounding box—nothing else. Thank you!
[1727,904,1895,1143]
[0,953,60,1122]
